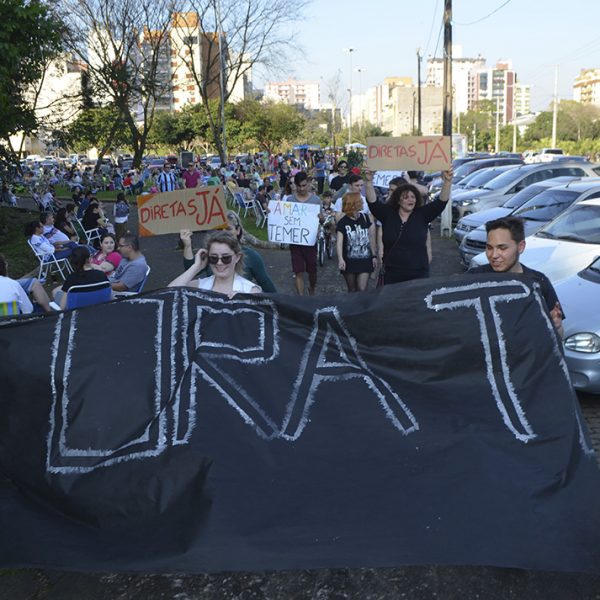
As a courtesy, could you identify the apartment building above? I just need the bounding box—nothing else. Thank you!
[573,68,600,106]
[264,79,320,110]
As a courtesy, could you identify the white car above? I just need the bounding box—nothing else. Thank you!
[469,197,600,283]
[554,257,600,394]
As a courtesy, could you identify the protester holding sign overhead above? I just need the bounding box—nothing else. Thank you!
[364,168,452,284]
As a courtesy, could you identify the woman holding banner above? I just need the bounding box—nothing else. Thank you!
[364,169,452,284]
[169,231,261,298]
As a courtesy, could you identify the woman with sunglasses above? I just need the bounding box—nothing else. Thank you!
[168,231,261,297]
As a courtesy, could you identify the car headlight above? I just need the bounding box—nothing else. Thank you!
[564,333,600,353]
[460,198,477,206]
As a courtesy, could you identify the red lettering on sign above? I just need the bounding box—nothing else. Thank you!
[208,193,226,222]
[187,198,197,215]
[140,207,151,224]
[428,141,449,163]
[195,194,209,226]
[152,205,162,220]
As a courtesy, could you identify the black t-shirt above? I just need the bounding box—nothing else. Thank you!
[329,174,350,192]
[336,213,374,273]
[468,264,564,318]
[62,269,109,293]
[369,199,446,280]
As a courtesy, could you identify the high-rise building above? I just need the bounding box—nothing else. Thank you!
[471,60,517,125]
[514,83,531,117]
[426,46,485,115]
[573,68,600,106]
[264,79,320,110]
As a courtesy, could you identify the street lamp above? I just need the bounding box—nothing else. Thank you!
[356,67,366,128]
[343,48,356,145]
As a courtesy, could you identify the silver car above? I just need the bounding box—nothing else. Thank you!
[453,176,580,245]
[555,257,600,394]
[458,179,600,267]
[452,161,600,221]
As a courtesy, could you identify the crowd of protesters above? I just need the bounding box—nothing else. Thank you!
[2,148,459,313]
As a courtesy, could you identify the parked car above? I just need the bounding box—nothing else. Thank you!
[447,165,521,209]
[454,176,581,245]
[428,155,492,194]
[452,161,600,221]
[554,256,600,394]
[469,197,600,282]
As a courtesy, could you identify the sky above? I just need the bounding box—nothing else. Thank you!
[254,0,600,113]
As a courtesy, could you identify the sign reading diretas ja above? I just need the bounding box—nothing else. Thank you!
[137,187,227,237]
[366,136,451,171]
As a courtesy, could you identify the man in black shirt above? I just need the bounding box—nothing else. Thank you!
[468,216,564,338]
[329,161,350,192]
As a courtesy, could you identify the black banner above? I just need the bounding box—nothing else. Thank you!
[1,273,600,573]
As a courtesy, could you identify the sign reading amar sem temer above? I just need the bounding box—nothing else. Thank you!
[267,200,320,246]
[366,135,451,171]
[137,187,227,237]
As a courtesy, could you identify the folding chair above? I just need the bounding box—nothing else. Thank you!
[65,281,112,310]
[28,240,73,282]
[0,301,20,317]
[72,217,101,246]
[113,265,151,297]
[254,198,267,228]
[233,192,255,218]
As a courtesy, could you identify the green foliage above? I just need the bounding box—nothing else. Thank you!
[0,0,65,154]
[65,107,129,152]
[234,100,304,154]
[346,149,364,169]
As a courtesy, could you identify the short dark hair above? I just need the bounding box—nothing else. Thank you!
[348,173,363,185]
[0,254,7,277]
[24,221,41,237]
[485,216,525,244]
[388,177,405,187]
[70,246,90,273]
[386,184,424,209]
[294,171,309,186]
[119,232,140,251]
[40,212,53,224]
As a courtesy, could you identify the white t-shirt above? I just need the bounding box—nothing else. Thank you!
[43,225,69,244]
[198,274,260,293]
[0,276,33,314]
[30,234,56,256]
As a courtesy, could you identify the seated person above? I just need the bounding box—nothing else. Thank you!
[0,254,54,314]
[25,220,72,260]
[41,212,78,250]
[52,246,110,310]
[54,206,78,241]
[90,233,122,275]
[108,233,148,292]
[82,200,110,239]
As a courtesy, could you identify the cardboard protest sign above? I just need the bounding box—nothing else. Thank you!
[267,199,320,246]
[1,276,600,574]
[366,135,451,171]
[137,186,227,237]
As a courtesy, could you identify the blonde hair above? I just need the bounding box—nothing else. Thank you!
[342,192,362,215]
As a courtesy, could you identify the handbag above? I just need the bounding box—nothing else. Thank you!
[377,220,405,288]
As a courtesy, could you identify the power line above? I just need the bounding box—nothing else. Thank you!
[454,0,513,26]
[423,0,440,58]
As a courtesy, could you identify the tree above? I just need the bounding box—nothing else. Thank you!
[174,0,309,162]
[64,0,174,167]
[235,100,304,155]
[0,0,65,164]
[65,106,129,154]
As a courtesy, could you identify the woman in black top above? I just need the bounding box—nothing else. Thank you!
[336,192,377,292]
[364,169,452,284]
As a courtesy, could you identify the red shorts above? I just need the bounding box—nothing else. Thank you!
[290,244,317,274]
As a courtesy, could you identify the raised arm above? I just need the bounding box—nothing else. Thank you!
[438,169,453,203]
[363,169,377,204]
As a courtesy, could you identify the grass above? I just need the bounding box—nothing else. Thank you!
[0,207,39,278]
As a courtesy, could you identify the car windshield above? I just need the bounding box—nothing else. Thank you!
[502,184,549,209]
[538,204,600,244]
[460,168,506,189]
[481,168,524,191]
[453,162,477,180]
[514,189,579,221]
[586,257,600,274]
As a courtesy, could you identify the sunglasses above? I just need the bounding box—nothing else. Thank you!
[208,253,234,265]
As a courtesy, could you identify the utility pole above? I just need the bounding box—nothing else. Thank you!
[551,65,559,148]
[440,0,453,237]
[473,122,477,152]
[356,67,366,128]
[495,97,500,153]
[416,48,422,135]
[512,120,517,153]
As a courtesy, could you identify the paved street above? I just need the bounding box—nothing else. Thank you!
[3,208,600,599]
